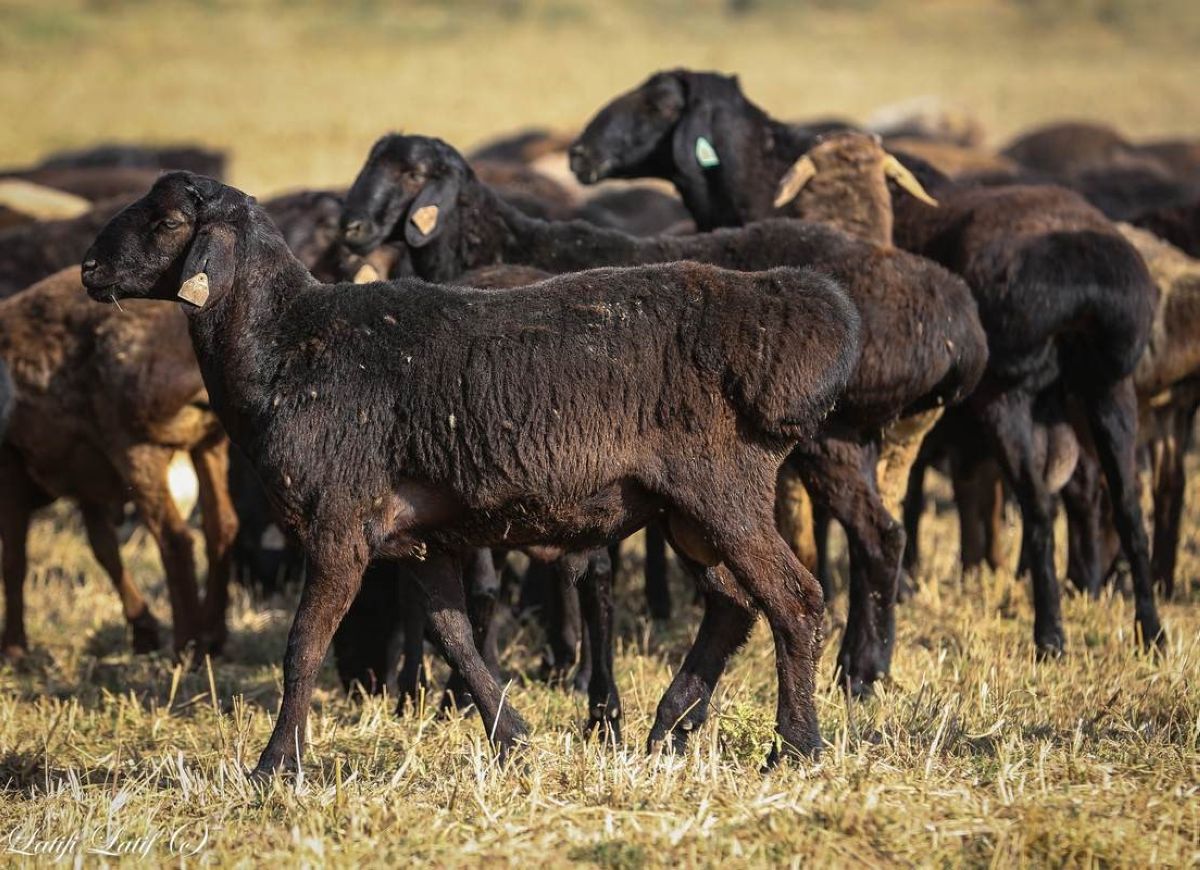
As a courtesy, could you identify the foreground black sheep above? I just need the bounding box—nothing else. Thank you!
[82,171,861,775]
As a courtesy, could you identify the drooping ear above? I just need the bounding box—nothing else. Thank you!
[672,102,720,179]
[178,223,237,309]
[404,175,460,248]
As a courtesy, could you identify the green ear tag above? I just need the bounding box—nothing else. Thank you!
[694,136,720,169]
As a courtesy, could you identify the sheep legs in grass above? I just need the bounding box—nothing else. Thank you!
[252,541,368,778]
[648,564,756,753]
[578,548,621,743]
[1148,396,1198,598]
[667,485,825,763]
[81,504,161,653]
[441,547,502,713]
[642,523,671,621]
[794,438,903,698]
[191,440,237,655]
[973,389,1069,655]
[0,460,34,656]
[413,551,529,757]
[124,445,203,655]
[1062,451,1108,597]
[1083,378,1164,649]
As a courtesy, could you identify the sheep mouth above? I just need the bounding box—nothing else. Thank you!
[83,280,122,302]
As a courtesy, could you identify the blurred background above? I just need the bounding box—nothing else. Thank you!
[2,0,1198,195]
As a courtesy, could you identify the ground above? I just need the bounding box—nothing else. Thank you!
[0,460,1197,866]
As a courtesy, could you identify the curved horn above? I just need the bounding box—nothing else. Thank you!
[882,154,938,206]
[0,179,91,220]
[772,155,817,209]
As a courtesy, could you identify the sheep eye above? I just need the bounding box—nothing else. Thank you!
[158,218,181,231]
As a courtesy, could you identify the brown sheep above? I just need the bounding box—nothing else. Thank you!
[0,267,237,656]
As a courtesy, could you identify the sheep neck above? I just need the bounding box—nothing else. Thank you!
[409,177,690,280]
[182,211,315,452]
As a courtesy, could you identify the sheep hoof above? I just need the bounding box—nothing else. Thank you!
[1137,617,1167,656]
[586,705,622,746]
[1034,632,1065,661]
[128,610,161,654]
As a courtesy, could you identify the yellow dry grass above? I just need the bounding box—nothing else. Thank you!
[1,1,1199,865]
[0,460,1197,866]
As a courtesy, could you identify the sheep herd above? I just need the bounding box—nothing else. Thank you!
[1,69,1197,780]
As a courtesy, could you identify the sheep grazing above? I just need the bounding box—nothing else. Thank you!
[891,170,1166,654]
[0,266,237,656]
[339,133,987,700]
[83,171,862,774]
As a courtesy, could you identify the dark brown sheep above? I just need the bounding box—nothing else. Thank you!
[891,171,1165,654]
[339,133,987,704]
[0,267,236,656]
[83,171,862,775]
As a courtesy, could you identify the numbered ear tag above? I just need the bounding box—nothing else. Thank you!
[177,272,210,307]
[694,136,721,169]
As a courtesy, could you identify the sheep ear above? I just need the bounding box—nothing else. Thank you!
[883,154,938,206]
[404,176,458,248]
[672,104,721,175]
[773,155,818,208]
[178,224,236,309]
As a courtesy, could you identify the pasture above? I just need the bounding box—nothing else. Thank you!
[1,0,1199,866]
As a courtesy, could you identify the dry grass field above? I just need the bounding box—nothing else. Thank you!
[2,0,1200,866]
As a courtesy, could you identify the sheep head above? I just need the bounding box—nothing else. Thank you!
[340,134,467,256]
[82,171,248,310]
[771,132,936,245]
[569,69,745,187]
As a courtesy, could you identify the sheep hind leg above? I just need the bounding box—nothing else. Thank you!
[80,503,160,653]
[642,523,671,621]
[974,390,1065,657]
[441,547,502,713]
[795,439,904,698]
[1061,452,1105,598]
[647,560,756,754]
[1150,400,1196,599]
[579,548,622,744]
[252,536,367,779]
[1085,378,1164,650]
[414,550,529,759]
[191,440,238,655]
[124,445,202,656]
[877,407,942,601]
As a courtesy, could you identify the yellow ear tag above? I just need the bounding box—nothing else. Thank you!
[177,272,210,307]
[411,204,439,236]
[695,137,720,169]
[353,263,380,284]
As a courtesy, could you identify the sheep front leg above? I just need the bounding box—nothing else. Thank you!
[648,562,756,753]
[0,464,34,656]
[413,550,529,758]
[252,542,366,780]
[578,548,622,744]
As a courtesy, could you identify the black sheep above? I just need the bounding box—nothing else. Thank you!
[338,134,987,704]
[569,73,1166,657]
[891,171,1166,654]
[83,171,861,775]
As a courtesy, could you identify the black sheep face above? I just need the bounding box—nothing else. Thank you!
[82,171,247,309]
[341,134,466,255]
[570,71,687,184]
